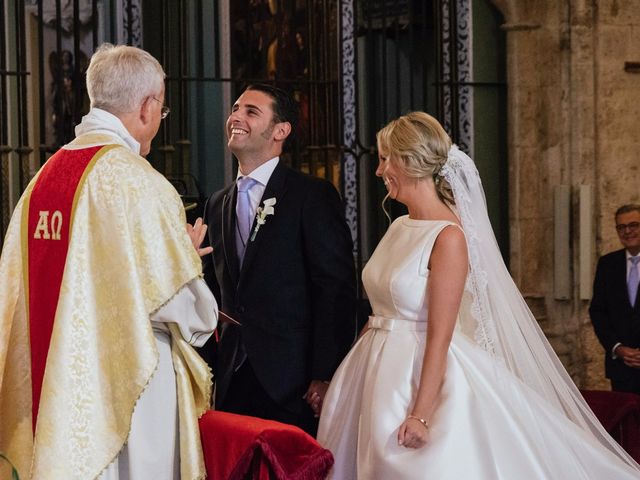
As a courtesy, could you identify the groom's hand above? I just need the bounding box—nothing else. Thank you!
[303,380,330,417]
[617,345,640,368]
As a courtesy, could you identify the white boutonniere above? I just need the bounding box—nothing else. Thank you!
[250,197,276,241]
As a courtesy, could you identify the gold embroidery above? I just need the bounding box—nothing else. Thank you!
[33,210,64,240]
[33,211,51,239]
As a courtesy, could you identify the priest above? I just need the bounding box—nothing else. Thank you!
[0,43,218,480]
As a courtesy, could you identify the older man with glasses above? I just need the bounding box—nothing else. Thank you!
[0,44,217,480]
[590,204,640,393]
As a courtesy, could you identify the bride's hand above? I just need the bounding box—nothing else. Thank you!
[398,417,430,449]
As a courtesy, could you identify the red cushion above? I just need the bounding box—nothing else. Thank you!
[581,389,640,463]
[199,410,333,480]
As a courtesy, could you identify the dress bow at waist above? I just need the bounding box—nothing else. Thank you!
[368,315,426,331]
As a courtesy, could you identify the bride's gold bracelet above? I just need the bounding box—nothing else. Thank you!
[407,415,429,430]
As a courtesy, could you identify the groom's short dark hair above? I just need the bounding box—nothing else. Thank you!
[245,83,299,148]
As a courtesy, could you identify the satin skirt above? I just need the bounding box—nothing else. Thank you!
[317,319,639,479]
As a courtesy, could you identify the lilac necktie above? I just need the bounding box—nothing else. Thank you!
[235,176,257,263]
[629,256,640,307]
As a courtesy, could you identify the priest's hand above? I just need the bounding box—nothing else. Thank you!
[303,380,330,417]
[187,217,213,257]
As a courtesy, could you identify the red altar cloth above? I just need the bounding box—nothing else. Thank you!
[199,411,334,479]
[581,389,640,463]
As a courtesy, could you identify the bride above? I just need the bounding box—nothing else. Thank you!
[317,112,640,479]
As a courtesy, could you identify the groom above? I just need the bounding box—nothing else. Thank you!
[200,83,357,434]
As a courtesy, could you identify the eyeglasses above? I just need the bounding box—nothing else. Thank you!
[616,222,640,233]
[151,96,170,119]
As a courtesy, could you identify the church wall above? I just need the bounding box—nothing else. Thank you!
[491,0,640,389]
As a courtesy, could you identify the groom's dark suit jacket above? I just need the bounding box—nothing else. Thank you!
[200,161,357,414]
[590,249,640,385]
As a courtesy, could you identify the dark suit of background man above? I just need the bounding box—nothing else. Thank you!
[200,84,357,434]
[590,204,640,393]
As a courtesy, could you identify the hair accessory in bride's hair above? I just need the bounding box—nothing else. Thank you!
[432,153,449,179]
[439,145,461,179]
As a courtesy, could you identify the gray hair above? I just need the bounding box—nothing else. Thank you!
[615,204,640,217]
[86,43,165,114]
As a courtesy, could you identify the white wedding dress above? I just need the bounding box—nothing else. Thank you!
[317,216,640,479]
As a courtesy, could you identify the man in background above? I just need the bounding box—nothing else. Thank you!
[590,204,640,393]
[200,83,357,435]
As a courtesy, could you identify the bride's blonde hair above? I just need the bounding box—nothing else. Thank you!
[376,111,454,205]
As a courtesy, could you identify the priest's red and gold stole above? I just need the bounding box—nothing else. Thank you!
[21,144,118,432]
